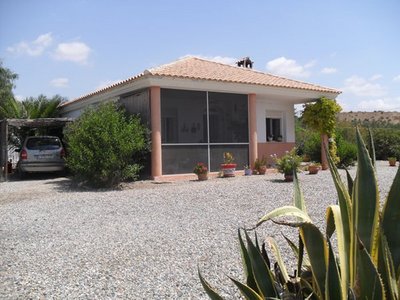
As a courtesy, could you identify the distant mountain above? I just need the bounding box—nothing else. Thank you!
[338,111,400,125]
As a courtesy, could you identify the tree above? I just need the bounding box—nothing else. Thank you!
[21,94,66,118]
[65,102,149,187]
[301,97,342,169]
[0,60,21,119]
[1,61,66,119]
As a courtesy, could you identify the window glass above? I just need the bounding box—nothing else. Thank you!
[161,89,207,143]
[266,118,282,141]
[208,92,248,143]
[26,137,61,150]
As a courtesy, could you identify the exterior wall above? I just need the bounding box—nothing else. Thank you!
[119,89,150,125]
[258,142,296,166]
[256,97,295,143]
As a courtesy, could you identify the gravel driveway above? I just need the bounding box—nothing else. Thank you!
[0,161,397,299]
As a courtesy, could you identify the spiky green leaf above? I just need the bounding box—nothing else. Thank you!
[378,232,399,300]
[266,237,289,283]
[198,268,225,300]
[244,231,278,298]
[353,128,380,260]
[229,276,263,300]
[294,171,306,212]
[257,206,312,227]
[238,229,258,293]
[368,127,376,167]
[282,234,310,268]
[344,167,354,199]
[326,205,349,299]
[326,239,343,300]
[356,239,385,300]
[381,165,400,274]
[326,142,353,285]
[300,223,328,298]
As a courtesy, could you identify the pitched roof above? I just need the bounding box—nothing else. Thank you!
[149,57,340,93]
[62,56,341,106]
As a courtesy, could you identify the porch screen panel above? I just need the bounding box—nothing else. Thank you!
[161,89,207,143]
[162,145,208,174]
[208,92,248,143]
[210,145,249,172]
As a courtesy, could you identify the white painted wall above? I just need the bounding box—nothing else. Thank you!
[256,96,295,143]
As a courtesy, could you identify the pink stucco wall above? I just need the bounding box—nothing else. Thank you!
[258,142,296,166]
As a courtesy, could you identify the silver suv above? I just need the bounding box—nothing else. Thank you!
[17,136,65,177]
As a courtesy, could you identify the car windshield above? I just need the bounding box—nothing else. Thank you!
[26,137,61,150]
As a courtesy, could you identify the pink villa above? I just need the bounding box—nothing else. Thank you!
[59,57,341,179]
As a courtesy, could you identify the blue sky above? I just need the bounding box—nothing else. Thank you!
[1,0,399,111]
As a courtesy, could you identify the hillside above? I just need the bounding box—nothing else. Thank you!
[338,111,400,125]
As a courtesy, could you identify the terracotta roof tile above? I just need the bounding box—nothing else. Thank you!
[148,57,340,93]
[62,56,341,107]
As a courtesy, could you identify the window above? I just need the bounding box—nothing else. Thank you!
[266,117,282,141]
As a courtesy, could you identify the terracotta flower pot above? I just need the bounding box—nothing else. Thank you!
[221,163,237,177]
[197,173,208,181]
[308,165,320,175]
[257,165,267,175]
[389,159,397,167]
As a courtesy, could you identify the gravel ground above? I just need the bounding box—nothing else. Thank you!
[0,161,398,299]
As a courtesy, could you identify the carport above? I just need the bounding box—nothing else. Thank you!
[0,118,72,182]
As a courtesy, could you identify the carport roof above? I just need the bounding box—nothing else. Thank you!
[2,118,73,128]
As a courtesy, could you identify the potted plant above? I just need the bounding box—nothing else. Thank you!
[388,157,397,167]
[308,162,321,174]
[244,165,252,176]
[267,135,274,142]
[220,152,236,177]
[254,156,267,175]
[193,162,208,180]
[276,135,283,142]
[274,148,302,181]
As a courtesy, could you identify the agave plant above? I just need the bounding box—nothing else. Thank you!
[199,128,400,299]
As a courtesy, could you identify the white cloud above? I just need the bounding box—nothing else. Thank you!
[357,97,400,111]
[15,95,24,101]
[50,77,69,88]
[335,96,351,112]
[393,75,400,82]
[181,54,237,65]
[95,79,122,91]
[266,57,314,78]
[342,75,386,97]
[369,74,383,81]
[53,42,91,64]
[321,67,337,74]
[7,33,53,56]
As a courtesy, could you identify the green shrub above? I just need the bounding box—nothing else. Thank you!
[65,102,149,187]
[335,130,357,167]
[372,128,400,159]
[274,148,302,175]
[302,131,321,162]
[200,129,400,299]
[336,140,357,167]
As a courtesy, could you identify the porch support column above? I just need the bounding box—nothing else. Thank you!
[150,86,162,178]
[248,93,258,168]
